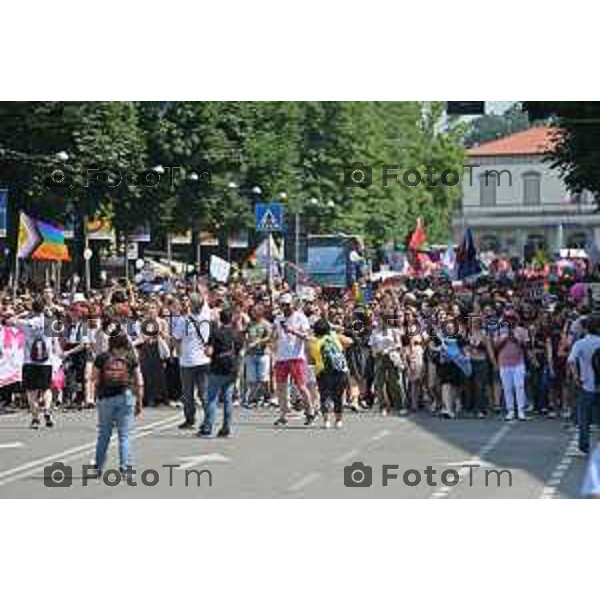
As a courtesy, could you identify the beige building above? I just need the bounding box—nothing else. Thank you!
[454,126,600,258]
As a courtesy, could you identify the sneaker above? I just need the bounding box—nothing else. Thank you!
[196,428,212,437]
[44,414,54,428]
[381,409,388,417]
[547,411,557,419]
[178,421,195,430]
[398,408,409,417]
[324,419,332,429]
[30,418,41,430]
[505,413,514,422]
[568,448,589,458]
[334,420,343,430]
[274,416,288,427]
[518,413,528,422]
[304,413,316,426]
[217,426,231,438]
[477,412,486,419]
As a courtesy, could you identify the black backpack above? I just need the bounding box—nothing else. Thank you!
[30,335,49,363]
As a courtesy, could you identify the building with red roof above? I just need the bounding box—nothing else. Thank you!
[454,126,600,258]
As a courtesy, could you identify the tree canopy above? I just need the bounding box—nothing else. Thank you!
[0,101,466,248]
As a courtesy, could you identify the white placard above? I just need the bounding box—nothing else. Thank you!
[209,255,231,283]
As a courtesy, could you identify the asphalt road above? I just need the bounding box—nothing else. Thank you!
[0,405,591,498]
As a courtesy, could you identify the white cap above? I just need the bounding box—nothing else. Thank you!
[279,293,293,305]
[72,293,87,304]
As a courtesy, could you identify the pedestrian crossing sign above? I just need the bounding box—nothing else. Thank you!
[255,203,284,232]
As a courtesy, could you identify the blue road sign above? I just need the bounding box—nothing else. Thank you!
[255,203,284,232]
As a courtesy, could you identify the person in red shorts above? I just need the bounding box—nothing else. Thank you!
[272,294,316,427]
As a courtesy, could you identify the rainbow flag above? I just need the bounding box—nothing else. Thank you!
[33,219,70,261]
[17,212,70,261]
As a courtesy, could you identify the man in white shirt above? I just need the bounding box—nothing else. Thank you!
[172,293,212,429]
[271,294,315,427]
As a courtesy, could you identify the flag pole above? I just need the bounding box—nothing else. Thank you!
[13,257,19,295]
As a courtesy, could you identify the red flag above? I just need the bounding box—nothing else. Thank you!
[408,218,426,251]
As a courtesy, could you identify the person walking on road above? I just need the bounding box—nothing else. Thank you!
[172,293,212,429]
[272,294,316,427]
[16,298,61,429]
[197,308,244,438]
[310,317,352,429]
[568,314,600,455]
[91,331,144,474]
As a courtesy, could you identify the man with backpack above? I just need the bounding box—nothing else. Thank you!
[568,314,600,455]
[197,308,244,437]
[172,293,212,429]
[16,298,60,429]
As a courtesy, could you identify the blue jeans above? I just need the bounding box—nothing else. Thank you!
[201,374,234,433]
[95,391,134,470]
[577,389,600,453]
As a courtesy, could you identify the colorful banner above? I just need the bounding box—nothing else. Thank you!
[228,229,249,248]
[129,224,151,243]
[0,189,7,238]
[0,326,25,387]
[200,231,219,246]
[86,217,115,241]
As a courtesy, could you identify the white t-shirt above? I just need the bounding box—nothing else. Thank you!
[172,309,212,367]
[369,328,400,355]
[274,311,310,362]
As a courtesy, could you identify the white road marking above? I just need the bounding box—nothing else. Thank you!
[0,414,181,487]
[0,442,25,449]
[540,433,579,499]
[430,422,514,499]
[288,471,321,492]
[333,449,360,465]
[175,454,231,470]
[369,429,391,443]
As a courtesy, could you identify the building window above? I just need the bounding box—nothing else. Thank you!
[479,172,497,206]
[522,171,541,205]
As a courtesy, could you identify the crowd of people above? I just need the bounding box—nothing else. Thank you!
[1,268,600,474]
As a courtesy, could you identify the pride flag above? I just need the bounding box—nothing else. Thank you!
[17,212,70,261]
[33,219,70,261]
